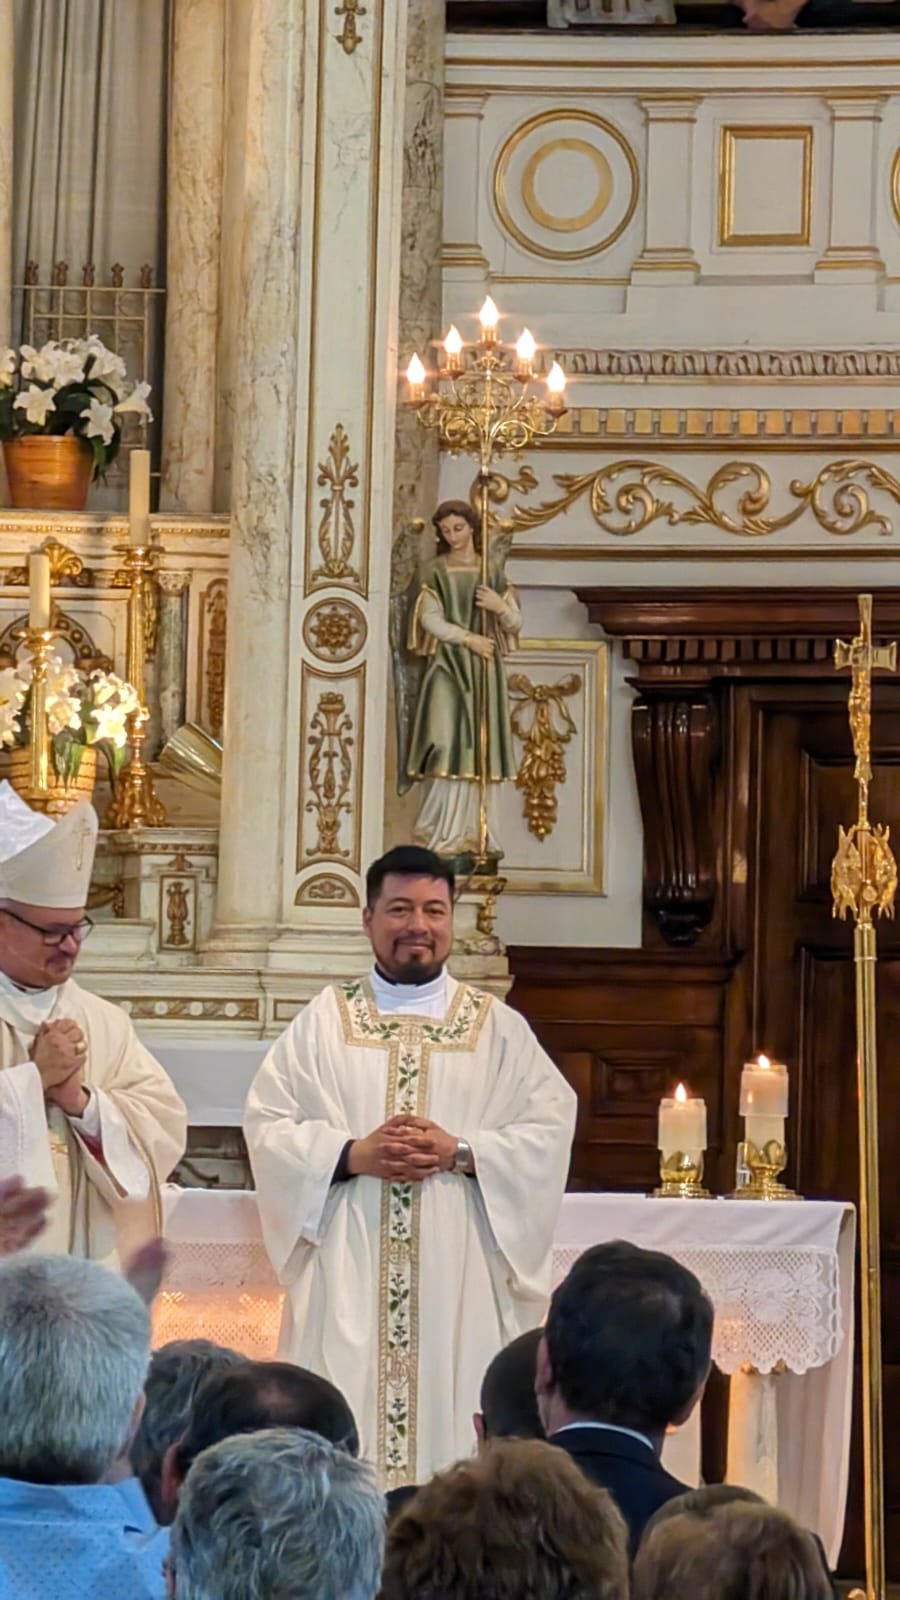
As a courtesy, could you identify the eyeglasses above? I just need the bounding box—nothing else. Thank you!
[0,908,94,946]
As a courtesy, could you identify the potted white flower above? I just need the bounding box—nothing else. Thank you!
[0,336,152,510]
[0,656,139,816]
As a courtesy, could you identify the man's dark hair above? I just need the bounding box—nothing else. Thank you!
[175,1360,360,1481]
[130,1338,244,1522]
[366,846,455,909]
[480,1329,544,1441]
[544,1242,713,1435]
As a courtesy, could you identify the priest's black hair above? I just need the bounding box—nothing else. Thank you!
[366,846,455,908]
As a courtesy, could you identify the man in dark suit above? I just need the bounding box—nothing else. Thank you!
[536,1240,713,1552]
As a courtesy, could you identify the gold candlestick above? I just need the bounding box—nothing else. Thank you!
[653,1151,711,1200]
[832,594,897,1600]
[105,546,166,829]
[19,624,59,795]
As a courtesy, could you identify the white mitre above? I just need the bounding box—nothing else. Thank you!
[0,781,98,909]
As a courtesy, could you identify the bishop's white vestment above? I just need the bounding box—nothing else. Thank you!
[244,971,577,1487]
[0,976,187,1265]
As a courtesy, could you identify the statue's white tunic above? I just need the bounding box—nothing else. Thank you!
[0,975,187,1264]
[245,972,576,1487]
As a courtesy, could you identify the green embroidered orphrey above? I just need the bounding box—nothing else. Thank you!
[334,979,491,1488]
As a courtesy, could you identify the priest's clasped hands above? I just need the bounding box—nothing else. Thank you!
[347,1115,459,1182]
[32,1018,90,1117]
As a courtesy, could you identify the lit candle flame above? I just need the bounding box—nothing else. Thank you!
[757,1054,771,1070]
[478,296,499,332]
[515,328,536,364]
[545,360,567,396]
[443,325,463,358]
[406,353,427,387]
[674,1082,688,1103]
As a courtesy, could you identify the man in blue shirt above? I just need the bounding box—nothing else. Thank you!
[0,1253,167,1599]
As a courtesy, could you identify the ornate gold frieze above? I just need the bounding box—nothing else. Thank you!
[313,424,362,588]
[121,997,260,1022]
[303,598,367,663]
[4,538,95,587]
[305,690,355,858]
[335,0,366,53]
[537,407,900,450]
[550,349,900,381]
[503,458,900,540]
[509,672,582,841]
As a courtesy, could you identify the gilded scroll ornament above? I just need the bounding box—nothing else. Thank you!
[508,672,581,840]
[505,459,900,540]
[306,691,354,858]
[335,0,366,53]
[314,424,361,585]
[204,580,227,739]
[4,539,94,588]
[295,873,359,906]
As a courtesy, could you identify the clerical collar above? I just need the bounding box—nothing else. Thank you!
[370,967,448,1009]
[0,969,60,1033]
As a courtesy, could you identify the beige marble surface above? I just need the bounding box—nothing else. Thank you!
[211,0,303,945]
[161,0,226,513]
[389,0,445,853]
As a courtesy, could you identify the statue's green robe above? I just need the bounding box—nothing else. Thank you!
[406,560,518,786]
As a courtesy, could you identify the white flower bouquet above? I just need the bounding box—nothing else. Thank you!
[0,656,139,781]
[0,336,152,476]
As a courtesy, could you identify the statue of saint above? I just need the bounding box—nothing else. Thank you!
[400,499,521,861]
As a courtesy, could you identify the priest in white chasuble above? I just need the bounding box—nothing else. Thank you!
[245,845,577,1489]
[0,782,187,1264]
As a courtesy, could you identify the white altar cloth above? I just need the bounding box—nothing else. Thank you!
[156,1187,854,1565]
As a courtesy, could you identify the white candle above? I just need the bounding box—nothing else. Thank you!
[740,1054,788,1152]
[128,449,151,547]
[658,1083,707,1158]
[28,553,51,631]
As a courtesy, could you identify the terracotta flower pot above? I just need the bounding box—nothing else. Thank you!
[3,435,94,511]
[6,744,98,817]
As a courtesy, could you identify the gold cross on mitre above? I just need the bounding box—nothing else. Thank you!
[72,814,92,872]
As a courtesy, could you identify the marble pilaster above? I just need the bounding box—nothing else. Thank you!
[0,0,13,511]
[208,0,302,954]
[156,570,191,748]
[814,94,886,284]
[386,0,446,849]
[160,0,226,513]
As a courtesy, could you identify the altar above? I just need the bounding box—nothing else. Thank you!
[157,1184,854,1566]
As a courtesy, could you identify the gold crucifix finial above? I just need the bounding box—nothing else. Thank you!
[832,595,898,927]
[834,595,897,796]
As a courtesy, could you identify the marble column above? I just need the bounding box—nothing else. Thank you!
[386,0,446,848]
[208,0,302,955]
[208,1,412,986]
[156,571,191,748]
[0,0,14,504]
[160,0,226,513]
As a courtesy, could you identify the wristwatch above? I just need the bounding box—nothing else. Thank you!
[452,1138,476,1177]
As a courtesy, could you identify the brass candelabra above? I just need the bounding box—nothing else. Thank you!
[832,594,897,1600]
[19,622,59,797]
[406,300,566,865]
[105,545,167,829]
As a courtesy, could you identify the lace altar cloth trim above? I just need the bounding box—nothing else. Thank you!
[157,1237,842,1376]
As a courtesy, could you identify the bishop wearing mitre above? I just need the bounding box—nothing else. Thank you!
[245,845,577,1490]
[0,782,187,1262]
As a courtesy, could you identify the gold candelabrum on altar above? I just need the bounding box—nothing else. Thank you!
[832,594,897,1600]
[106,449,166,829]
[405,299,567,866]
[105,540,166,829]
